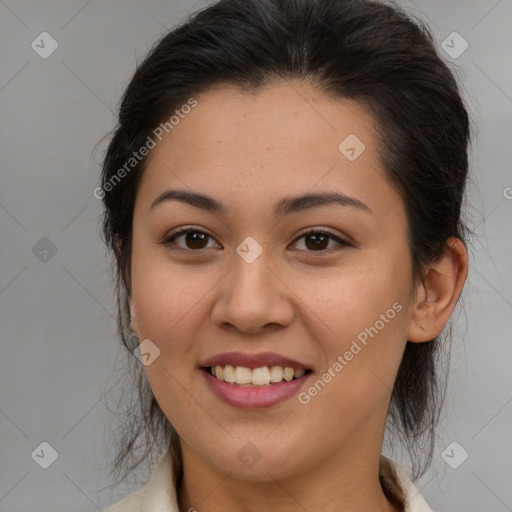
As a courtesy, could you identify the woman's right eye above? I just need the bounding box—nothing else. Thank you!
[161,228,221,252]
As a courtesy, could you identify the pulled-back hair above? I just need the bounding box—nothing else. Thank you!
[99,0,472,484]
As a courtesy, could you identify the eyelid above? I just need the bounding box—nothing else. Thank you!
[293,227,351,244]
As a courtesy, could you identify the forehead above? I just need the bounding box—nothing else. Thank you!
[135,81,401,221]
[160,81,378,163]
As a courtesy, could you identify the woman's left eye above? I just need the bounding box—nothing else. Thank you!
[160,228,351,253]
[292,230,351,252]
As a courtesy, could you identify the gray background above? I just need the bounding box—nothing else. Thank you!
[1,0,511,510]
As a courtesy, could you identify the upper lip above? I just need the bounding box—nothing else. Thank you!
[200,351,311,370]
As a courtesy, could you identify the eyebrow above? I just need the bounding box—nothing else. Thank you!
[149,189,372,216]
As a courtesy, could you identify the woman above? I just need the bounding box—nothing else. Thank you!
[99,0,471,510]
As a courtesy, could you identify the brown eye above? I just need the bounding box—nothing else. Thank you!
[162,229,220,251]
[292,230,351,252]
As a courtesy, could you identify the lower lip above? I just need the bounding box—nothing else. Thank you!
[201,368,312,409]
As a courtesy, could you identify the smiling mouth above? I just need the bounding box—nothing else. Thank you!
[201,365,313,387]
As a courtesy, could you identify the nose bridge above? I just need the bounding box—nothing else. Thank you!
[211,239,293,331]
[230,239,278,303]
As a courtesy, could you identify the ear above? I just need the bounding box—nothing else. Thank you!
[407,237,468,343]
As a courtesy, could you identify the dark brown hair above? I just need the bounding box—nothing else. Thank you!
[99,0,472,484]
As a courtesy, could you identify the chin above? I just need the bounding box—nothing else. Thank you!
[201,440,306,481]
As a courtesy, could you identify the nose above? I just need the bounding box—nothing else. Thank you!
[210,248,295,334]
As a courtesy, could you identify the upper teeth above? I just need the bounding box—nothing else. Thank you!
[211,365,306,386]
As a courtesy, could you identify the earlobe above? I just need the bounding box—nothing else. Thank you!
[407,237,468,343]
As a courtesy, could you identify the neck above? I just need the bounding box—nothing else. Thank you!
[176,422,403,512]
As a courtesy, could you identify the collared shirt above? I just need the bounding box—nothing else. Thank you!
[105,449,434,512]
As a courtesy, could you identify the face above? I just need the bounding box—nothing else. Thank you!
[129,81,417,481]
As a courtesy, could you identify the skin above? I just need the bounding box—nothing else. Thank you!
[128,80,468,512]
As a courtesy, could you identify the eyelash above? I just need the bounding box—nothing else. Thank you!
[160,227,352,254]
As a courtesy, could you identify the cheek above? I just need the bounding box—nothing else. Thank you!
[298,259,408,349]
[298,254,410,402]
[131,249,215,343]
[295,301,407,447]
[133,264,208,429]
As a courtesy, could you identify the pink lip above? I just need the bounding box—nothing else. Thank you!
[200,351,311,370]
[201,368,312,409]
